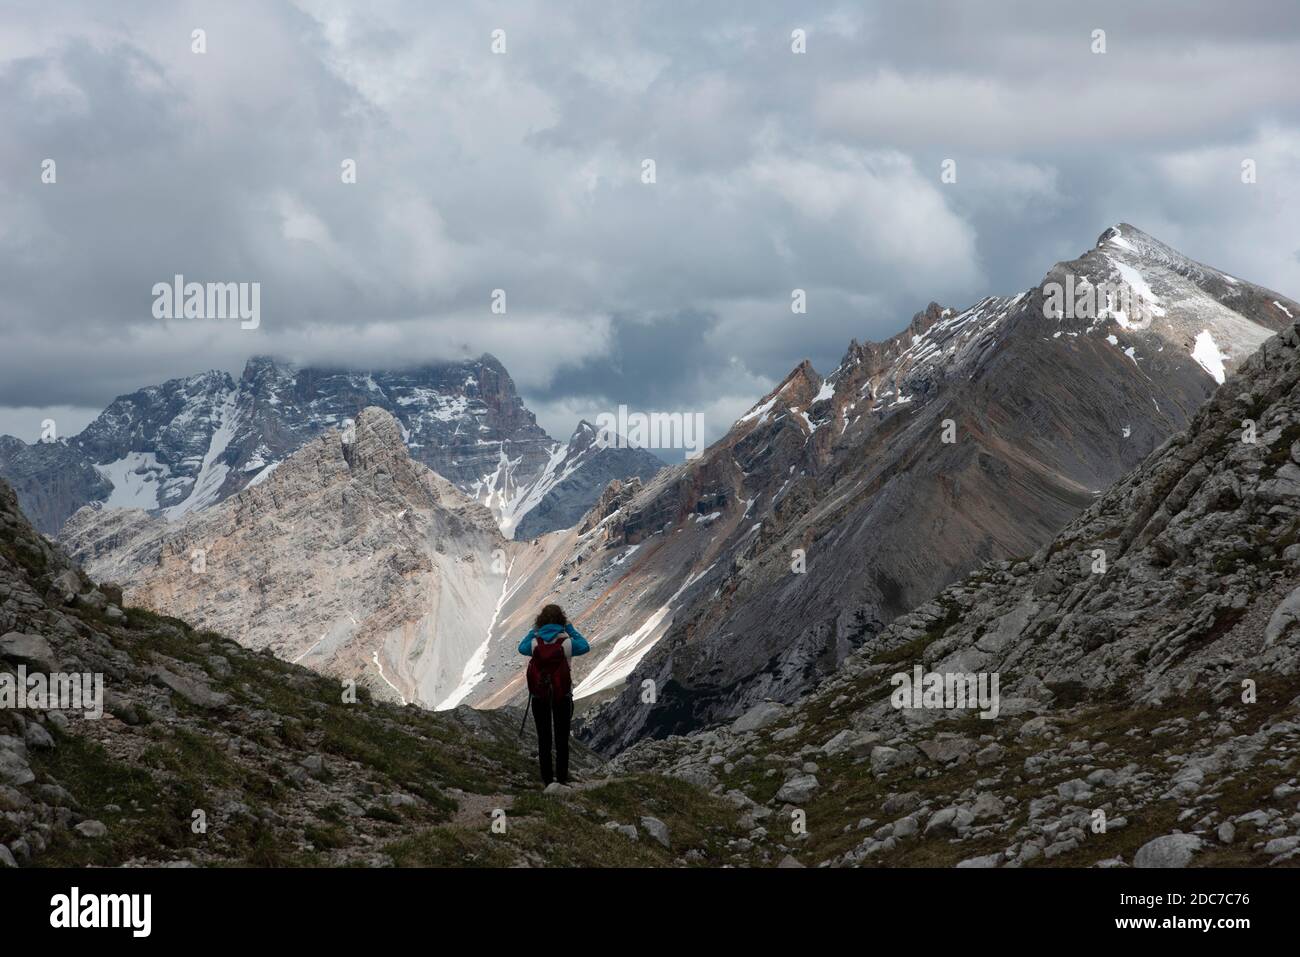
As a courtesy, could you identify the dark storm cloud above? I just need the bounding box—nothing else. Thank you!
[1,0,1299,443]
[532,310,720,408]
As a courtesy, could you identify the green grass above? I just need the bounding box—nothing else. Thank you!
[304,822,350,850]
[28,734,191,866]
[380,774,756,868]
[383,824,519,867]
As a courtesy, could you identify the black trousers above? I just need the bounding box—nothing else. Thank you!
[531,693,573,785]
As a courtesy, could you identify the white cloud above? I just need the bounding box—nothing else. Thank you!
[2,0,1299,437]
[749,147,982,295]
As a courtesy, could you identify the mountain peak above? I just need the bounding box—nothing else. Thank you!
[1090,222,1237,286]
[772,358,821,399]
[908,301,950,336]
[1096,221,1149,247]
[349,405,406,453]
[1093,223,1188,263]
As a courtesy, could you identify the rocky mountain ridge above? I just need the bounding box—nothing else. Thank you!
[609,308,1300,867]
[574,223,1295,752]
[0,355,663,540]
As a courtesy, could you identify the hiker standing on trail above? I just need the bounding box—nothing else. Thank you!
[518,604,589,787]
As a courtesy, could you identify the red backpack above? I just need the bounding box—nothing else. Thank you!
[526,635,572,700]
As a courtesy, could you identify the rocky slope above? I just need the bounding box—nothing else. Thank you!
[1,476,779,868]
[609,310,1300,867]
[0,356,662,539]
[573,224,1295,753]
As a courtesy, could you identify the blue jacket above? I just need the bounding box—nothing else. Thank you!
[518,622,590,656]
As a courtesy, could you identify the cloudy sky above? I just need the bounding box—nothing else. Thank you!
[2,0,1299,449]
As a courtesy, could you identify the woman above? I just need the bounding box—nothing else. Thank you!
[518,604,589,786]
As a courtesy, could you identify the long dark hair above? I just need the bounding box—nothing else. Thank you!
[534,604,568,628]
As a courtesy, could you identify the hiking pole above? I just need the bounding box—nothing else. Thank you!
[518,694,531,737]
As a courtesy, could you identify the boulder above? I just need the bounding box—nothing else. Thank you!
[49,568,83,603]
[603,821,637,840]
[1263,836,1300,855]
[1056,778,1093,802]
[1264,586,1300,647]
[924,805,976,838]
[970,792,1003,821]
[881,791,922,815]
[918,736,976,764]
[869,746,909,775]
[0,632,58,670]
[731,701,787,734]
[640,816,671,849]
[1133,833,1202,869]
[148,666,231,709]
[775,773,819,804]
[0,736,34,787]
[300,754,326,779]
[892,815,920,840]
[23,722,55,750]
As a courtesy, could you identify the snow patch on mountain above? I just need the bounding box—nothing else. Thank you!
[1191,330,1228,384]
[94,452,168,510]
[1109,258,1167,326]
[573,563,716,699]
[164,388,241,519]
[437,556,517,710]
[494,441,571,539]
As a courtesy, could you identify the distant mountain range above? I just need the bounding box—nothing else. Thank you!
[7,239,1300,867]
[50,224,1300,754]
[0,355,664,539]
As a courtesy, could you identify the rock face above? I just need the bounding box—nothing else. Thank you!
[62,408,512,708]
[574,223,1295,753]
[512,422,663,541]
[0,355,662,538]
[851,314,1300,711]
[607,304,1300,867]
[0,436,112,540]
